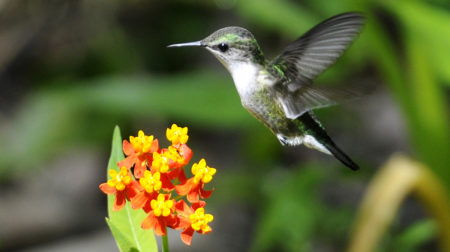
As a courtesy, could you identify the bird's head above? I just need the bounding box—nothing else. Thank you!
[168,27,265,72]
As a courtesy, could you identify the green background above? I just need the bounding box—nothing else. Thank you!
[0,0,448,251]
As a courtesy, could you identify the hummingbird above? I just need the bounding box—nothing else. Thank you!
[168,12,365,170]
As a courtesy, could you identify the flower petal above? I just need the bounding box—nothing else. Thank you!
[142,212,157,229]
[113,191,126,211]
[174,200,190,214]
[130,191,147,209]
[200,225,212,234]
[117,155,135,170]
[200,186,214,199]
[123,140,134,156]
[166,214,179,229]
[150,139,159,153]
[125,180,140,200]
[174,200,194,229]
[178,144,193,165]
[191,201,206,210]
[160,173,175,191]
[134,159,147,179]
[154,218,166,236]
[143,200,153,213]
[177,169,188,184]
[99,183,116,194]
[180,227,195,246]
[187,187,200,203]
[175,179,193,196]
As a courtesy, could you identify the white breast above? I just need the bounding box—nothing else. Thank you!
[229,63,260,97]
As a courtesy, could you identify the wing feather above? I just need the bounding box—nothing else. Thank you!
[270,12,365,118]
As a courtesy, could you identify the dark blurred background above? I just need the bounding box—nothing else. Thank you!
[0,0,448,251]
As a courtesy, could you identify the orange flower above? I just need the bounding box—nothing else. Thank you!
[171,143,193,168]
[118,130,159,178]
[159,144,193,183]
[131,170,161,210]
[174,200,213,245]
[101,124,217,246]
[141,193,178,236]
[176,159,215,202]
[99,167,140,211]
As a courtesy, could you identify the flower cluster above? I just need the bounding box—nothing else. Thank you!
[99,124,215,245]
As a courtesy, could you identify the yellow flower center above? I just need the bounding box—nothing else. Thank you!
[107,167,131,191]
[166,146,184,164]
[192,159,216,184]
[152,152,170,173]
[130,130,154,155]
[166,124,189,145]
[140,170,162,193]
[150,194,174,217]
[189,208,213,233]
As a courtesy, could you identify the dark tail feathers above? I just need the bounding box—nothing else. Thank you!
[298,112,359,171]
[324,141,359,171]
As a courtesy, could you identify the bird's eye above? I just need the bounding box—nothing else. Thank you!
[218,43,229,52]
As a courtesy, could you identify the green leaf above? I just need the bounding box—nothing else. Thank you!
[393,219,436,252]
[365,13,450,190]
[381,0,450,83]
[106,218,138,252]
[105,126,158,252]
[405,37,450,185]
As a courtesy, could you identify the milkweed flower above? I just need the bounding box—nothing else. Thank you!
[99,167,140,211]
[131,170,161,210]
[141,193,178,236]
[166,124,189,145]
[151,151,171,173]
[176,159,215,202]
[171,144,193,168]
[118,130,159,178]
[100,124,215,247]
[174,200,213,245]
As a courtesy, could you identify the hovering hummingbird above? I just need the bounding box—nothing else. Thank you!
[168,12,365,170]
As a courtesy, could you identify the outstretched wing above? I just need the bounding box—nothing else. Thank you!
[270,12,365,119]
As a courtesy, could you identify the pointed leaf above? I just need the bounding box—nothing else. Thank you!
[105,126,158,252]
[106,218,137,252]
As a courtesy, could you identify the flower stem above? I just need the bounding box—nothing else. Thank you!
[162,227,169,252]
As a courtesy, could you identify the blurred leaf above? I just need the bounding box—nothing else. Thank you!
[211,170,263,206]
[392,219,436,252]
[251,167,324,252]
[0,72,251,178]
[381,0,450,83]
[236,0,318,37]
[365,13,450,190]
[405,36,450,186]
[348,155,450,252]
[105,126,158,252]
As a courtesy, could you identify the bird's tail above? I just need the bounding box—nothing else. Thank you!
[292,112,359,171]
[322,140,359,171]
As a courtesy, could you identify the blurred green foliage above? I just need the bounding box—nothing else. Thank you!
[0,0,448,251]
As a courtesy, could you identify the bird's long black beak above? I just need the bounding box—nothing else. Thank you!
[167,41,204,48]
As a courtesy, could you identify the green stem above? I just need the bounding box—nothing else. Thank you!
[162,227,169,252]
[173,195,184,201]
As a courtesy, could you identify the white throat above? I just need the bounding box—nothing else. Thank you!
[228,62,260,97]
